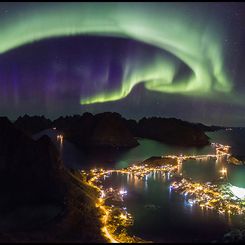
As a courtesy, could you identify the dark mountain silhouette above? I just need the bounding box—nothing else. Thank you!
[0,116,66,213]
[53,112,210,148]
[12,112,219,149]
[0,117,104,242]
[190,122,224,132]
[14,115,52,135]
[135,117,210,147]
[90,112,139,148]
[54,112,139,149]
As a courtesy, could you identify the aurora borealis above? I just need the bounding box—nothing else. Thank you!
[0,2,245,126]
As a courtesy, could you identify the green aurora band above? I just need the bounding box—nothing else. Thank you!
[0,3,233,105]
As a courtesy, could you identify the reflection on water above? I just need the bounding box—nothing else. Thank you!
[207,129,245,156]
[182,157,227,183]
[101,172,243,243]
[34,128,245,242]
[34,128,245,188]
[115,138,212,169]
[207,129,245,188]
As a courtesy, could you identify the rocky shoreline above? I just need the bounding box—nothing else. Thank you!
[228,155,245,165]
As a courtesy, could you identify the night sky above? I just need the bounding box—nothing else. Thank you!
[0,2,245,126]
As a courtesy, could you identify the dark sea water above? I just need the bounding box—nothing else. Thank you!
[34,128,245,242]
[101,172,242,243]
[207,129,245,188]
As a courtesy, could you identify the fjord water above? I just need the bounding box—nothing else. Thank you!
[101,171,238,243]
[34,128,245,242]
[36,128,245,188]
[207,129,245,188]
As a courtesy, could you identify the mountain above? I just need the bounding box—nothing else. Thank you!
[90,112,139,148]
[54,112,139,149]
[0,116,66,213]
[14,112,211,148]
[0,117,104,242]
[135,117,209,147]
[191,122,224,132]
[14,115,52,135]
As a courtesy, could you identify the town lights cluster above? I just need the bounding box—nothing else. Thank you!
[211,143,231,156]
[88,168,148,243]
[84,142,241,243]
[170,179,245,215]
